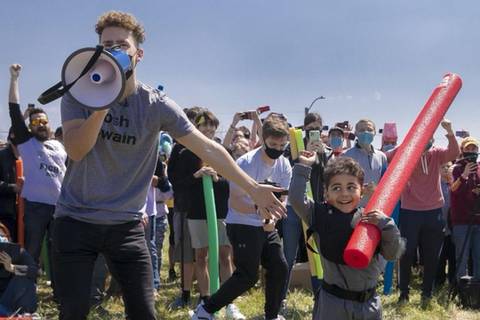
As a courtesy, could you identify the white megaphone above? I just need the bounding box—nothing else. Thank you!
[38,45,132,110]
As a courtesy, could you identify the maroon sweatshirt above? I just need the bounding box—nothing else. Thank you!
[450,161,480,225]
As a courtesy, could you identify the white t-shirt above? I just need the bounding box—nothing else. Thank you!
[225,147,292,227]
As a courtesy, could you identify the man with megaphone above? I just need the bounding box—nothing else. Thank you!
[40,11,286,320]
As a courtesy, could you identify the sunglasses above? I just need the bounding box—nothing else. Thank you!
[30,119,49,126]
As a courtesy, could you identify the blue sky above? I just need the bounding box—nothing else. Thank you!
[1,0,480,147]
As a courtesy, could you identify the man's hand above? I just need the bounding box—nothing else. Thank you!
[141,214,149,228]
[151,175,159,187]
[14,176,24,194]
[232,112,243,126]
[263,219,276,232]
[307,140,324,154]
[441,118,454,135]
[462,162,478,179]
[298,150,317,167]
[9,64,22,79]
[363,181,376,198]
[360,210,386,226]
[250,184,287,220]
[0,251,14,273]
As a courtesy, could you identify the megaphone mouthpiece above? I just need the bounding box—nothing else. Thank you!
[89,60,115,85]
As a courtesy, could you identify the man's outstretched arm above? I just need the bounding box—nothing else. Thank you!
[177,129,286,219]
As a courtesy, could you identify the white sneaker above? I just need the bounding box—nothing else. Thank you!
[225,303,246,320]
[191,302,215,320]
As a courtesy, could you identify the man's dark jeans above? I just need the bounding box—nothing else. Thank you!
[24,200,55,265]
[52,217,156,320]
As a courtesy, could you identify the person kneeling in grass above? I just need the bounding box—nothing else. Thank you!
[289,154,403,320]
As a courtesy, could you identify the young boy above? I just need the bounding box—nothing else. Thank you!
[289,153,403,319]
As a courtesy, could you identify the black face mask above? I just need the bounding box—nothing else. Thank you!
[264,145,285,159]
[463,152,478,163]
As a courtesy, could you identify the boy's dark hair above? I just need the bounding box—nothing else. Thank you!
[28,108,48,122]
[304,112,323,128]
[262,114,289,140]
[194,110,219,129]
[324,157,364,188]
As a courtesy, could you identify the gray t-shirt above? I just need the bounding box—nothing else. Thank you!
[225,147,292,227]
[55,82,193,224]
[18,138,67,205]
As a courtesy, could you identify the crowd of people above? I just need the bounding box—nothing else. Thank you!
[0,10,479,320]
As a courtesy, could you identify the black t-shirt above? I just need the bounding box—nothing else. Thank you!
[174,148,229,220]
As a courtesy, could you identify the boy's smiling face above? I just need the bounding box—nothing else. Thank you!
[325,174,363,213]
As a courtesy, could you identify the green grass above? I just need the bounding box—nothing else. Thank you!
[36,240,480,320]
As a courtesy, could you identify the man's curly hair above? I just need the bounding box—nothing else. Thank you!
[95,11,145,46]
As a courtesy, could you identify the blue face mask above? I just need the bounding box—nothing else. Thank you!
[357,132,374,146]
[329,136,343,149]
[383,144,395,152]
[0,235,9,243]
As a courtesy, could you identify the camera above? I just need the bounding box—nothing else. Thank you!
[240,112,255,120]
[262,179,288,199]
[336,121,350,130]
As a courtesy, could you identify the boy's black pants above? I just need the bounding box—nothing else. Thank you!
[204,223,288,319]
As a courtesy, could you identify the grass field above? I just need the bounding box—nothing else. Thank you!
[35,241,480,320]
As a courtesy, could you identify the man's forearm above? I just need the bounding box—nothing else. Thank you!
[9,78,19,104]
[64,111,108,161]
[204,140,258,191]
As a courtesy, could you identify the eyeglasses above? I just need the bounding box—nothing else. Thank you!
[30,119,49,126]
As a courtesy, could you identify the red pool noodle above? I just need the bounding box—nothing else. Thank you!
[344,73,462,269]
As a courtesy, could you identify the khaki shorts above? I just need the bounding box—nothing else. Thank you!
[173,210,195,263]
[187,219,231,249]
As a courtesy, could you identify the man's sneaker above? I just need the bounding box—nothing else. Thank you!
[225,303,246,320]
[191,302,215,320]
[397,293,409,306]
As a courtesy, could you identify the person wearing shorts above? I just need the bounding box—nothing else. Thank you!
[177,110,245,319]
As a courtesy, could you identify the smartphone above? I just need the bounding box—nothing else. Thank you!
[456,130,469,138]
[27,103,35,109]
[241,111,256,120]
[309,130,321,142]
[257,105,270,114]
[335,121,349,130]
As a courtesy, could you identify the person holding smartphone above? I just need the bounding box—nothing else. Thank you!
[450,137,480,280]
[223,109,264,151]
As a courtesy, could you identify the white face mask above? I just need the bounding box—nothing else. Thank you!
[0,235,9,243]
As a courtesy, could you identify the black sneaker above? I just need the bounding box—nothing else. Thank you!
[168,269,177,282]
[397,293,409,305]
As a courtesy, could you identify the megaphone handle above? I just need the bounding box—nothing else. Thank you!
[38,45,105,105]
